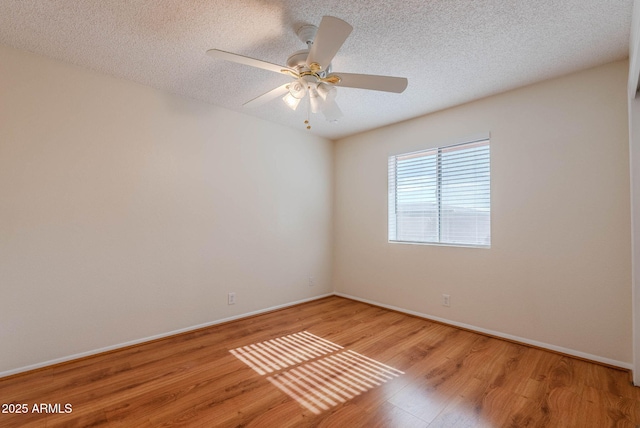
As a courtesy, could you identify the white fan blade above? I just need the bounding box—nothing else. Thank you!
[207,49,294,75]
[322,98,343,122]
[306,16,353,69]
[334,72,408,93]
[243,83,290,108]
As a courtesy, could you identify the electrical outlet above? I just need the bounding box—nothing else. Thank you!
[228,292,236,305]
[308,276,315,287]
[442,294,450,307]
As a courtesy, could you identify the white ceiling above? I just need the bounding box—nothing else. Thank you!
[0,1,633,140]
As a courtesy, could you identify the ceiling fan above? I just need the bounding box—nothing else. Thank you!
[206,16,408,129]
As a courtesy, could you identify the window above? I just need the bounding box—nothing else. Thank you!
[388,138,490,247]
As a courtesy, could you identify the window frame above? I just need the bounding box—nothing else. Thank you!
[388,136,491,248]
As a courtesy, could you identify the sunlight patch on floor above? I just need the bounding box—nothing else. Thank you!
[230,331,403,414]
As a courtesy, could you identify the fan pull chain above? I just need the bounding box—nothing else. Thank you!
[305,84,311,130]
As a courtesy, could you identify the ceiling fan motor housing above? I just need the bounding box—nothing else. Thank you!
[286,49,331,78]
[286,50,310,69]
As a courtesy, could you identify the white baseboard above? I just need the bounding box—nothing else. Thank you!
[3,291,630,379]
[334,292,633,370]
[0,293,333,379]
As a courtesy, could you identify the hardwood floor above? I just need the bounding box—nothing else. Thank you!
[1,296,639,427]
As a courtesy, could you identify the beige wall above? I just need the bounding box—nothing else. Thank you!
[333,60,632,365]
[1,42,632,375]
[0,45,333,375]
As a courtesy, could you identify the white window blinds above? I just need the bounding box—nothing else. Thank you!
[388,138,490,247]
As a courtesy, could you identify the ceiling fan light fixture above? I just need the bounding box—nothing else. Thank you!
[309,86,322,113]
[288,80,307,99]
[317,83,337,102]
[283,80,308,110]
[283,92,302,110]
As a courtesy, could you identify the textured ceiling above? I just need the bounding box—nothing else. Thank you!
[0,1,633,140]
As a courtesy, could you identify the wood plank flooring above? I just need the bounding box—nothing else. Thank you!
[1,296,639,427]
